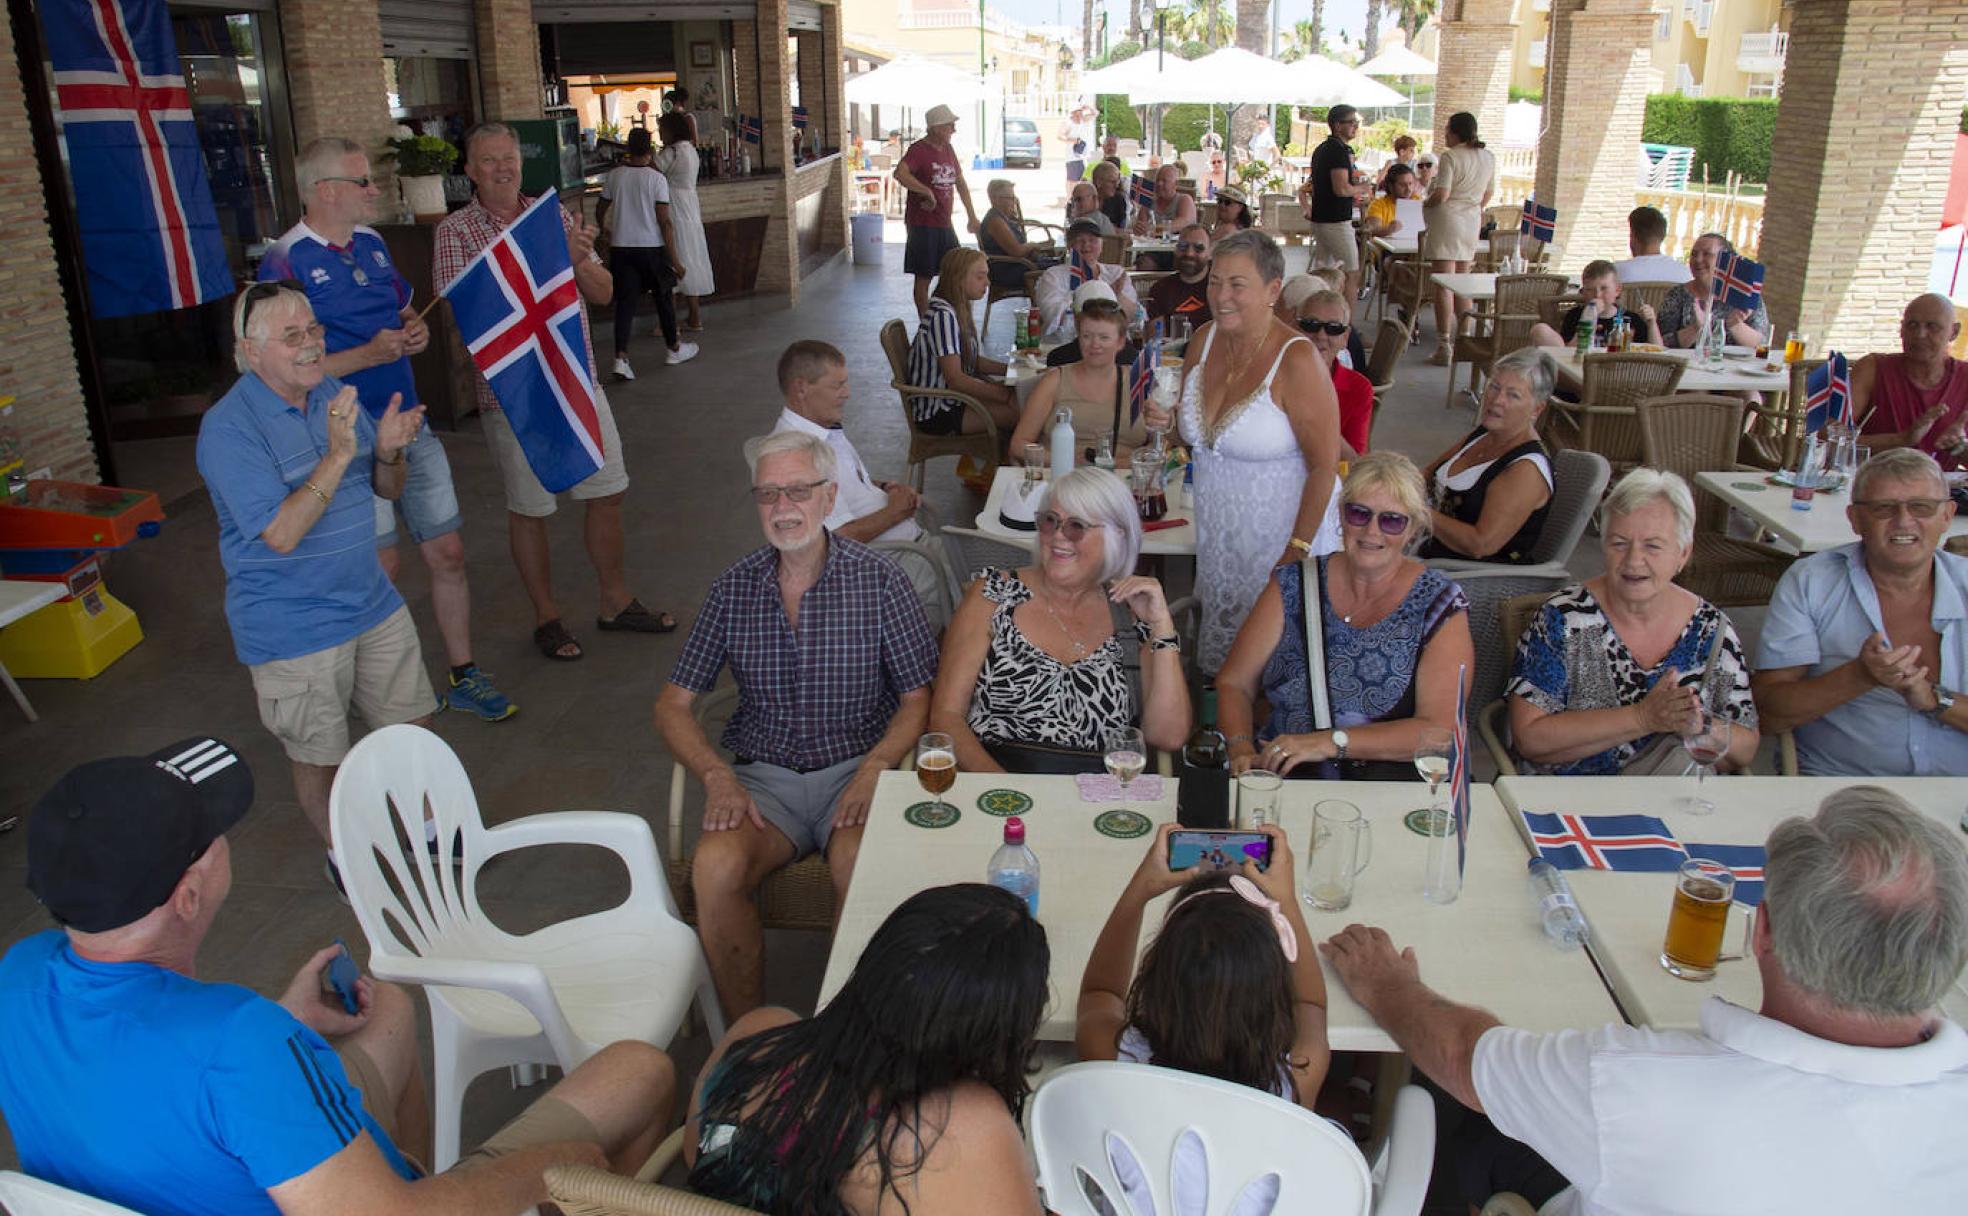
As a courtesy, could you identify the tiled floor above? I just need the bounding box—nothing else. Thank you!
[0,235,1624,1192]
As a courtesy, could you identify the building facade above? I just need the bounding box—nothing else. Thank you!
[1510,0,1790,100]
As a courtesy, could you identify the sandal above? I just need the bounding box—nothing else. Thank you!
[533,619,584,661]
[597,598,679,633]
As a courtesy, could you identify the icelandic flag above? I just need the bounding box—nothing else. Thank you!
[439,190,603,493]
[1716,250,1765,312]
[1803,351,1853,433]
[1452,664,1471,878]
[1068,248,1095,291]
[1131,173,1156,213]
[738,114,762,144]
[791,106,808,131]
[45,0,234,318]
[1519,200,1557,243]
[1521,811,1688,872]
[1685,842,1766,907]
[1128,324,1161,424]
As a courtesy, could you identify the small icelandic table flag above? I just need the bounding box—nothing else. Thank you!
[1130,173,1156,213]
[1451,664,1471,878]
[1803,351,1853,433]
[791,105,808,131]
[1519,200,1557,243]
[738,114,762,143]
[1716,249,1765,312]
[1068,248,1095,291]
[1684,843,1766,907]
[1521,811,1688,872]
[1128,322,1162,425]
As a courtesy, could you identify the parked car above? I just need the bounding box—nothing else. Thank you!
[1004,117,1041,168]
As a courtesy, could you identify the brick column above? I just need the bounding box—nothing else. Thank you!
[1533,0,1657,274]
[754,0,796,298]
[1433,0,1517,152]
[1761,0,1968,352]
[0,15,96,482]
[819,5,847,252]
[280,0,396,189]
[475,0,543,121]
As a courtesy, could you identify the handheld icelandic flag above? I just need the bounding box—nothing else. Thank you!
[44,0,234,318]
[738,114,762,144]
[1519,200,1557,243]
[1521,811,1688,872]
[1131,173,1157,213]
[1128,323,1162,425]
[1802,351,1852,434]
[1068,247,1095,291]
[440,190,604,494]
[1452,664,1471,878]
[1716,250,1765,313]
[791,106,808,131]
[1685,843,1766,907]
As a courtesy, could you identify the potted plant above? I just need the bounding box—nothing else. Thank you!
[385,134,459,222]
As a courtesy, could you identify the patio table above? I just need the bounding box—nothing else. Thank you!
[1368,234,1489,258]
[1692,471,1968,554]
[1546,345,1789,395]
[972,466,1197,556]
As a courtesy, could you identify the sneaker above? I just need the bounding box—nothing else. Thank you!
[612,356,635,381]
[664,342,700,366]
[444,666,517,722]
[1427,344,1453,367]
[324,855,351,906]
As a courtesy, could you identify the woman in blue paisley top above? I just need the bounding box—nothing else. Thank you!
[930,468,1192,772]
[1217,453,1475,781]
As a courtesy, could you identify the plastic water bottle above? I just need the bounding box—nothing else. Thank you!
[1528,858,1588,947]
[1575,303,1598,357]
[1050,406,1076,480]
[988,817,1040,917]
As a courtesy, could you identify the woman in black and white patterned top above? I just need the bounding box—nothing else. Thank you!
[930,468,1192,771]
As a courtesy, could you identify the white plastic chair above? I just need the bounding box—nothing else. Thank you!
[329,724,724,1170]
[0,1173,143,1215]
[1030,1062,1434,1216]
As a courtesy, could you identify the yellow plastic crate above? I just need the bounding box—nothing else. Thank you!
[0,589,142,679]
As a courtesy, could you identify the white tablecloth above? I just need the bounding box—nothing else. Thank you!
[1693,471,1968,554]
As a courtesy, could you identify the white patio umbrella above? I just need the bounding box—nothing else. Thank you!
[1276,54,1410,109]
[1357,44,1437,126]
[1130,47,1303,106]
[843,55,986,108]
[1080,52,1197,99]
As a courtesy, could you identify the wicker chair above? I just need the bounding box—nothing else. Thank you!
[1381,249,1431,336]
[1742,357,1823,471]
[1636,394,1797,607]
[1473,592,1554,774]
[1542,352,1686,474]
[1539,292,1586,333]
[1444,273,1570,410]
[666,686,836,932]
[1481,229,1546,271]
[1617,280,1679,322]
[878,318,1001,491]
[1426,448,1611,583]
[1099,233,1128,265]
[981,256,1040,339]
[1364,318,1408,397]
[545,1128,761,1215]
[1447,570,1571,716]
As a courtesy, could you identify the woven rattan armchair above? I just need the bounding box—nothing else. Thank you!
[1473,592,1555,774]
[982,256,1040,339]
[1364,318,1409,397]
[1444,273,1571,409]
[1616,280,1679,324]
[1542,352,1686,474]
[1741,357,1823,471]
[1480,229,1546,272]
[879,318,1001,491]
[1381,249,1431,335]
[1636,394,1797,607]
[1425,448,1611,583]
[545,1128,763,1215]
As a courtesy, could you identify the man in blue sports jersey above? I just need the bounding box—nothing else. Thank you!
[260,137,515,724]
[0,739,675,1216]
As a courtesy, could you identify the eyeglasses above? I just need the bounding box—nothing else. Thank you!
[1341,502,1412,535]
[318,176,372,188]
[267,321,326,349]
[1037,511,1101,541]
[238,281,323,348]
[1175,241,1209,253]
[1852,498,1947,521]
[1298,319,1348,336]
[749,480,829,505]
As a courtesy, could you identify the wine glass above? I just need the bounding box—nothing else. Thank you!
[917,732,956,818]
[1413,727,1453,819]
[1680,716,1732,816]
[1104,727,1147,810]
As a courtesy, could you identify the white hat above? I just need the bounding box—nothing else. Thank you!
[998,477,1041,531]
[1072,280,1117,311]
[925,104,959,128]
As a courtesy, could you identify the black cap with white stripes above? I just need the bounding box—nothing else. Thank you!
[27,738,254,933]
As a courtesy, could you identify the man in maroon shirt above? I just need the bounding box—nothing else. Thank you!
[1145,224,1213,329]
[893,104,980,316]
[1854,293,1968,469]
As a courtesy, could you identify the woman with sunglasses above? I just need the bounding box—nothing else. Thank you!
[1415,346,1555,564]
[1006,298,1151,467]
[930,468,1190,772]
[1208,185,1254,243]
[1296,289,1374,456]
[1216,453,1474,781]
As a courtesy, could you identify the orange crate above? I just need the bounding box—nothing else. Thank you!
[0,480,164,550]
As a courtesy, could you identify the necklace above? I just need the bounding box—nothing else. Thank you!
[1038,583,1099,658]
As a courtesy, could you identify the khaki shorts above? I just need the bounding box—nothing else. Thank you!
[481,384,630,518]
[1309,221,1361,272]
[248,606,434,767]
[337,1041,599,1175]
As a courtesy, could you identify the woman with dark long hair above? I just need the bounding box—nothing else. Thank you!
[1421,111,1497,366]
[685,884,1050,1215]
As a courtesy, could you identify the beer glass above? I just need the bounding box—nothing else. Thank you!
[1660,858,1735,980]
[1021,443,1047,483]
[1783,331,1808,363]
[916,732,956,817]
[1235,769,1281,830]
[1302,800,1371,911]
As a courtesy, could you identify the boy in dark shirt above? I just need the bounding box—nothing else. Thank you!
[1530,260,1663,350]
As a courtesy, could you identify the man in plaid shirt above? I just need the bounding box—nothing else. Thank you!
[656,431,937,1017]
[434,122,677,663]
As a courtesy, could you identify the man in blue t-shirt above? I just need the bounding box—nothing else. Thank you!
[0,740,675,1216]
[260,136,515,724]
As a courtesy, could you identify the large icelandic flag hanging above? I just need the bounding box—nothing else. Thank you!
[45,0,233,318]
[440,190,604,493]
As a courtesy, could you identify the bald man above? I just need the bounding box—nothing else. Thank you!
[1854,294,1968,469]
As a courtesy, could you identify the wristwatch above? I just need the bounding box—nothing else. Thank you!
[1330,728,1350,761]
[1924,686,1957,723]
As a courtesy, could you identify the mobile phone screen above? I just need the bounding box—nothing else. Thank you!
[1168,829,1271,872]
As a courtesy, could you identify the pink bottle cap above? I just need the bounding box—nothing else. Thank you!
[1004,817,1026,844]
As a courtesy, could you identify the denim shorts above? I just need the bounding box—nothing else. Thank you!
[374,423,463,547]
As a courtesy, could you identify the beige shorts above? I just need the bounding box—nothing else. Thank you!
[1309,221,1361,272]
[481,384,630,518]
[337,1041,598,1174]
[248,606,434,767]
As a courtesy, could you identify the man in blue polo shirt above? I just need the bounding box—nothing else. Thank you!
[259,136,514,723]
[196,284,433,886]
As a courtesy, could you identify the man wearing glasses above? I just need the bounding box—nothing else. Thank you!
[1302,105,1371,306]
[1144,224,1213,329]
[655,431,937,1018]
[260,137,515,723]
[1754,448,1968,775]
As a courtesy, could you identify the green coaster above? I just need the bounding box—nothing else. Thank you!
[978,788,1034,817]
[1093,809,1153,839]
[1403,807,1452,837]
[903,801,961,829]
[1731,480,1768,492]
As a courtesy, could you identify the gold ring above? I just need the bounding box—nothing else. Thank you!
[330,409,343,417]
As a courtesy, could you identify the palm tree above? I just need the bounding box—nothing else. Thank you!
[1231,0,1268,147]
[1083,0,1094,67]
[1129,0,1145,43]
[1312,0,1326,55]
[1396,0,1439,43]
[1364,0,1383,61]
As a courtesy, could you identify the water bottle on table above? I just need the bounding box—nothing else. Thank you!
[988,817,1041,917]
[1528,858,1589,947]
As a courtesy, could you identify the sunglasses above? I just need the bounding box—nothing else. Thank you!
[750,480,828,505]
[1037,511,1100,541]
[1342,502,1412,535]
[318,175,372,188]
[1298,319,1348,336]
[1852,498,1947,521]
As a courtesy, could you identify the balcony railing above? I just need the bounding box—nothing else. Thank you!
[1682,0,1713,36]
[1737,29,1789,74]
[1654,11,1672,41]
[1675,62,1703,97]
[1528,40,1545,68]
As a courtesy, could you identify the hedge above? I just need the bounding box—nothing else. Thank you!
[1641,94,1778,184]
[1096,98,1278,155]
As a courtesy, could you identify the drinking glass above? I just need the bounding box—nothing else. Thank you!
[1680,715,1732,815]
[1661,858,1735,980]
[1235,769,1281,830]
[1104,727,1147,808]
[1021,442,1047,481]
[1303,799,1371,911]
[916,732,956,817]
[1783,330,1808,363]
[1413,727,1452,811]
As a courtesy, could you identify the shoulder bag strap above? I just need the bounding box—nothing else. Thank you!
[1301,557,1333,731]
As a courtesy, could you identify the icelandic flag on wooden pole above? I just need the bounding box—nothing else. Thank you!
[1803,351,1852,434]
[440,190,604,493]
[1519,200,1557,243]
[1128,322,1161,425]
[1452,663,1471,878]
[1131,173,1156,213]
[45,0,233,318]
[1716,250,1765,312]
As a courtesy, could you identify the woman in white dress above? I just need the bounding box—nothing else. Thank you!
[1421,111,1496,366]
[654,110,715,332]
[1143,230,1344,673]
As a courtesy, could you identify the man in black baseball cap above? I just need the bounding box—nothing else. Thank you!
[0,740,675,1216]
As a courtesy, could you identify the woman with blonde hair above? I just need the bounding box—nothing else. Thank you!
[905,246,1019,437]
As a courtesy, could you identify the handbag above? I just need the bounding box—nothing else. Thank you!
[1620,618,1730,776]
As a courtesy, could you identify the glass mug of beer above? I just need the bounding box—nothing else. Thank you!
[1660,858,1736,980]
[1302,799,1372,911]
[916,732,957,818]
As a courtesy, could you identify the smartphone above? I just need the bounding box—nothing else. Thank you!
[1168,829,1271,873]
[323,938,361,1015]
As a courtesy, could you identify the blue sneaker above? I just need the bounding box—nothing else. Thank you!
[444,666,517,722]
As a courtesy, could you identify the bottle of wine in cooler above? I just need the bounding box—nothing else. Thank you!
[1178,688,1230,828]
[987,817,1040,917]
